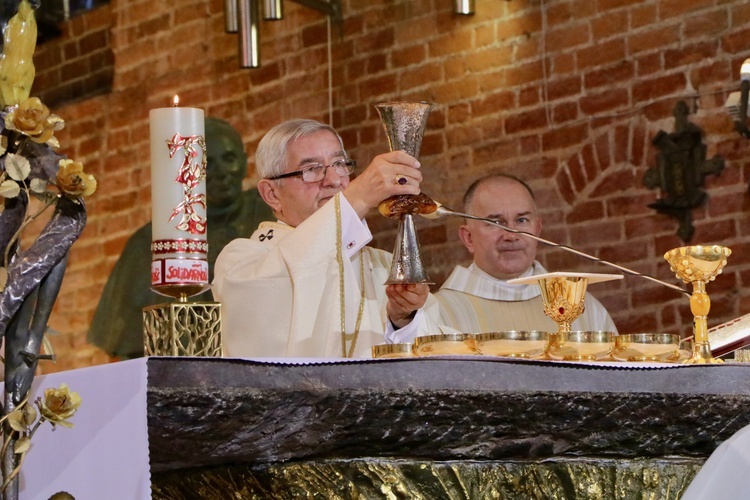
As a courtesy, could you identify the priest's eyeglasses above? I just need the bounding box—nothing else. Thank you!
[267,159,357,183]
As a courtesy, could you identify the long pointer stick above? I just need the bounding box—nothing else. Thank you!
[423,205,691,297]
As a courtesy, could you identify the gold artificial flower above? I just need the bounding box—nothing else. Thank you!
[39,383,81,428]
[57,159,96,198]
[4,97,64,145]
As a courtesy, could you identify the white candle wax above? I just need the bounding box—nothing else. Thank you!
[149,105,208,287]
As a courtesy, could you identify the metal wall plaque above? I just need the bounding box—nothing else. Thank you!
[643,101,724,242]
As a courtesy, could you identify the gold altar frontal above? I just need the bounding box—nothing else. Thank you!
[153,457,701,499]
[143,301,222,357]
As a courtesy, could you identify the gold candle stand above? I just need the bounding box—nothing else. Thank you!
[664,245,731,364]
[143,284,222,357]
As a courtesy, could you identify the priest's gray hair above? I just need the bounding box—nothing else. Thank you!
[256,119,346,179]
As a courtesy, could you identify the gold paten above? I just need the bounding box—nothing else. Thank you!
[372,343,414,358]
[474,330,549,358]
[612,333,681,362]
[665,245,731,364]
[413,333,477,356]
[547,330,615,362]
[143,302,222,357]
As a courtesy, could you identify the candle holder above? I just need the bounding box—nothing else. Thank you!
[664,245,732,364]
[143,285,222,357]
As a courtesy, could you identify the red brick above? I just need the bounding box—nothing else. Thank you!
[542,123,588,151]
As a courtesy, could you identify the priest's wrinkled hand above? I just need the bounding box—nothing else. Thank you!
[343,150,422,219]
[385,283,429,329]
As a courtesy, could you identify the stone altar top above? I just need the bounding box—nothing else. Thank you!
[146,357,750,472]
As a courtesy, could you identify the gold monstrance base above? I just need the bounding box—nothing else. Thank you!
[143,284,222,357]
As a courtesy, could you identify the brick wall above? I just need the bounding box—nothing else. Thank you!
[30,0,750,372]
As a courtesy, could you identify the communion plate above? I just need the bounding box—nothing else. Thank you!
[372,343,414,359]
[547,331,616,362]
[611,333,681,362]
[507,272,624,285]
[474,331,549,358]
[413,334,477,356]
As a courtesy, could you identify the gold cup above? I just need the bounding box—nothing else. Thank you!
[611,333,681,362]
[372,343,414,358]
[413,333,477,356]
[547,330,615,361]
[537,274,589,357]
[664,245,731,364]
[474,331,549,358]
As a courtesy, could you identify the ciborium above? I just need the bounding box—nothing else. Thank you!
[375,101,434,284]
[664,245,732,364]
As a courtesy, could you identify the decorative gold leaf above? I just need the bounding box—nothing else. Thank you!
[0,179,19,198]
[6,408,28,432]
[22,402,36,427]
[14,436,30,454]
[0,267,5,293]
[0,135,6,156]
[5,152,30,181]
[29,177,47,193]
[42,335,55,359]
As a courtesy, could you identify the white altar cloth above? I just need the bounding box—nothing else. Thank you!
[15,358,150,500]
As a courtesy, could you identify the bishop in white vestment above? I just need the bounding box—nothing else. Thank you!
[212,119,435,358]
[214,193,437,358]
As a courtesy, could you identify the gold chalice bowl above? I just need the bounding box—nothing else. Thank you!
[474,331,549,358]
[611,333,681,362]
[372,343,414,358]
[547,330,615,361]
[664,245,731,364]
[413,333,477,356]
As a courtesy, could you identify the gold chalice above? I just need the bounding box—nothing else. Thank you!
[507,272,622,358]
[664,245,732,364]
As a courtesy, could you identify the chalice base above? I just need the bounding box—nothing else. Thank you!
[684,342,724,364]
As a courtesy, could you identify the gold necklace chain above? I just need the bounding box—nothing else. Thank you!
[335,194,366,358]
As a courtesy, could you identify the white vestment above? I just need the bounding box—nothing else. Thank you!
[212,193,435,358]
[681,424,750,499]
[432,262,617,334]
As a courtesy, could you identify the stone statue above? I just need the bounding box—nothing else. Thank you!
[87,118,274,359]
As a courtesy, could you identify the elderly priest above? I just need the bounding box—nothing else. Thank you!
[213,119,438,358]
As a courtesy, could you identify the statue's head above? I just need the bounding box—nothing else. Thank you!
[205,117,247,209]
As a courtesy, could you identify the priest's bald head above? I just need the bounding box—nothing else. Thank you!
[458,174,542,280]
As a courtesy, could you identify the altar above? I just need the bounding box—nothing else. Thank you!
[16,356,750,499]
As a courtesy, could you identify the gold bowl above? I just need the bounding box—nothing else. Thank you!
[611,333,681,362]
[474,331,549,358]
[547,331,615,361]
[372,343,414,359]
[413,333,477,356]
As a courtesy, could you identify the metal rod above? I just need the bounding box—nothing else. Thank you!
[430,206,691,297]
[264,0,283,20]
[238,0,260,68]
[224,0,238,32]
[453,0,475,15]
